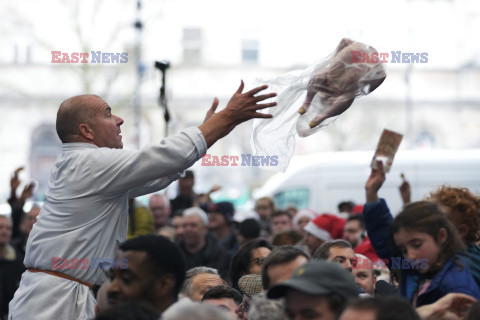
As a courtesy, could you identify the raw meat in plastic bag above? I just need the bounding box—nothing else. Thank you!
[251,38,386,171]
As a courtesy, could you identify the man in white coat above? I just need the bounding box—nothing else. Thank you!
[8,81,276,320]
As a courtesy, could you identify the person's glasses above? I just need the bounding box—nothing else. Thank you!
[250,257,265,267]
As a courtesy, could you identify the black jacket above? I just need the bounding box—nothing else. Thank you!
[178,233,229,278]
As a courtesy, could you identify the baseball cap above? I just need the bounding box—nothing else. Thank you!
[201,201,235,222]
[267,260,358,299]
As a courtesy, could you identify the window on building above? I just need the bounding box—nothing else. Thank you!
[274,188,309,210]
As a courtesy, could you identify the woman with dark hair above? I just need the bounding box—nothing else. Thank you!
[229,239,273,290]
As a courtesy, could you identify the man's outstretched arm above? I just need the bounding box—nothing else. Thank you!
[98,81,277,196]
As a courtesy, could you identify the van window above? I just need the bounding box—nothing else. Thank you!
[274,188,309,210]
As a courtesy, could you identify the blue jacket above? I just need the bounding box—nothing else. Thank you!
[458,245,480,288]
[363,199,480,307]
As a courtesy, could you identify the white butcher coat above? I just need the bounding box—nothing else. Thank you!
[9,127,207,320]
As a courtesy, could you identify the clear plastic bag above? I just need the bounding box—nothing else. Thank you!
[251,38,387,171]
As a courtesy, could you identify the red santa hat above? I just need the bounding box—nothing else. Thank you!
[351,205,364,215]
[303,214,346,241]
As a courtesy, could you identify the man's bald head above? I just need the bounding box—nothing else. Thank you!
[56,95,101,143]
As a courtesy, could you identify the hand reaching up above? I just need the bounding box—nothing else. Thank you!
[10,167,24,193]
[399,173,411,206]
[365,160,386,203]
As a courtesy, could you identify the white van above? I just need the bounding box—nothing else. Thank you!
[254,149,480,215]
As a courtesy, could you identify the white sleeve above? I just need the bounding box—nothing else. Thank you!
[127,172,182,198]
[88,127,207,196]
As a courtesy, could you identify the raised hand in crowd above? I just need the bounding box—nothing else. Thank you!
[10,167,24,195]
[209,185,222,194]
[365,160,386,203]
[8,167,36,242]
[399,173,411,206]
[19,182,35,202]
[9,167,35,203]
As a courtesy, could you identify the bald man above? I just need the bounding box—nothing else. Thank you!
[9,83,276,319]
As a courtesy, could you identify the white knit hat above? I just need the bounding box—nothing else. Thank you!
[183,207,209,226]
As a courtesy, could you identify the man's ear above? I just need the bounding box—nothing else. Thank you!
[79,123,94,141]
[155,274,176,297]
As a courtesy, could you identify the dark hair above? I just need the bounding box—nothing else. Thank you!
[345,296,420,320]
[119,235,186,296]
[271,210,292,221]
[94,301,159,320]
[238,219,261,240]
[262,245,309,289]
[182,170,194,180]
[255,197,275,210]
[271,230,303,246]
[313,240,353,260]
[171,209,185,218]
[229,238,273,290]
[429,185,480,244]
[390,201,464,273]
[201,285,243,305]
[346,215,365,230]
[320,293,349,318]
[338,201,355,213]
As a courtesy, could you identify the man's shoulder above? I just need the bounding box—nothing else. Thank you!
[57,144,132,173]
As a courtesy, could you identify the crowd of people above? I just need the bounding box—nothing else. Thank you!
[4,162,480,320]
[2,88,480,320]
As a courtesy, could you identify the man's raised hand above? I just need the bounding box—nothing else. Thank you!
[223,80,277,124]
[198,81,277,148]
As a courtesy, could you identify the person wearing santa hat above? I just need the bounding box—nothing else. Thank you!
[303,214,346,256]
[293,209,317,237]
